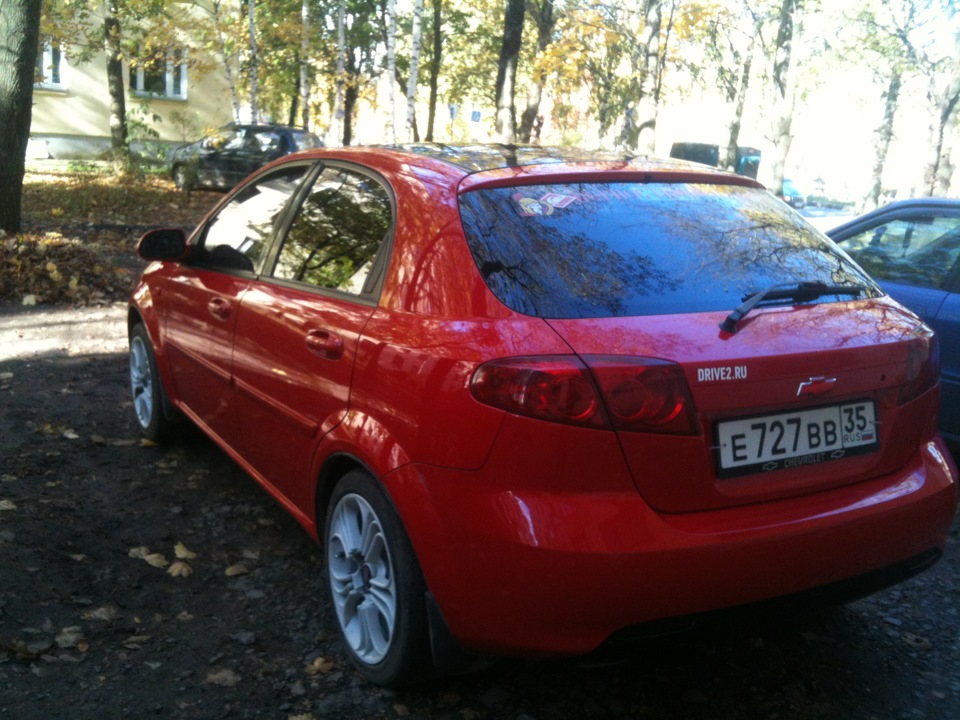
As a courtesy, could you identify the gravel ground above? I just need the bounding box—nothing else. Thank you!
[1,302,958,720]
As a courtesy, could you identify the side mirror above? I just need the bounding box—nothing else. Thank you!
[138,228,187,261]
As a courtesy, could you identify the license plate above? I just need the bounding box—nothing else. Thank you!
[715,400,879,478]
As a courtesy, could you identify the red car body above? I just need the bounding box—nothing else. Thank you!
[129,145,957,682]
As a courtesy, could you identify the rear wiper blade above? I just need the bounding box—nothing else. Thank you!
[720,281,867,334]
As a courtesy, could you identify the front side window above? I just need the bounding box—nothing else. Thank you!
[130,48,187,99]
[271,166,392,296]
[459,182,880,319]
[35,42,64,88]
[838,213,960,290]
[197,165,311,272]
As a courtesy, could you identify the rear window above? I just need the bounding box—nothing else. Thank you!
[458,182,878,318]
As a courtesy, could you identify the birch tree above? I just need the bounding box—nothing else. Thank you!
[386,0,398,142]
[405,0,424,141]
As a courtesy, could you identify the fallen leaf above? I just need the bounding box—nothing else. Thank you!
[68,553,87,562]
[55,626,86,649]
[224,563,249,577]
[82,606,118,622]
[241,548,261,561]
[176,611,195,621]
[393,705,410,717]
[174,541,197,559]
[902,632,933,650]
[304,656,335,676]
[206,668,241,687]
[0,499,16,511]
[62,430,79,440]
[168,560,193,577]
[140,438,158,447]
[143,553,169,568]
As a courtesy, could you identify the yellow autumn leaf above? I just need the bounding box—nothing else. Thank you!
[224,563,249,577]
[143,553,169,568]
[304,656,335,676]
[174,541,197,559]
[128,546,151,559]
[168,560,193,577]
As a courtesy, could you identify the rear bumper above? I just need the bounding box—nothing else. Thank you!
[385,436,957,657]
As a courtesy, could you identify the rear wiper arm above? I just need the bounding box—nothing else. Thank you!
[720,281,867,334]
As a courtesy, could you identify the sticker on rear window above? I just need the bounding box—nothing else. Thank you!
[513,192,578,216]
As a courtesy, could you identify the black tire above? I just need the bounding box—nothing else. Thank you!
[128,323,178,442]
[324,470,432,686]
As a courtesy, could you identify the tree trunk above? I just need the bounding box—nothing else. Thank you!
[333,0,346,145]
[425,0,442,141]
[343,53,358,146]
[210,0,242,122]
[769,0,802,197]
[619,0,661,153]
[0,0,42,234]
[104,10,127,151]
[518,0,554,144]
[720,35,755,173]
[248,0,259,123]
[863,72,901,211]
[923,31,960,196]
[494,0,525,143]
[405,0,425,142]
[300,0,311,128]
[386,0,397,143]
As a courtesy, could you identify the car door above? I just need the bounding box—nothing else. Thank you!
[834,207,960,441]
[160,164,314,451]
[196,127,244,189]
[231,163,394,514]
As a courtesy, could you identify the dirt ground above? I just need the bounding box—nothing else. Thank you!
[0,301,958,718]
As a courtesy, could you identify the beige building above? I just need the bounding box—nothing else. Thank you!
[30,42,234,159]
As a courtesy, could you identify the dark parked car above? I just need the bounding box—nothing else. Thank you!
[780,178,806,209]
[829,198,960,444]
[169,123,322,190]
[129,145,956,685]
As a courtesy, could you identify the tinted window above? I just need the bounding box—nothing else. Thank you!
[271,166,392,295]
[458,183,878,319]
[838,214,960,290]
[198,165,311,272]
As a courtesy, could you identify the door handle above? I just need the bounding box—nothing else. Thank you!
[305,329,344,360]
[207,297,231,320]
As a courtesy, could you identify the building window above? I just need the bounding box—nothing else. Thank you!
[130,49,187,99]
[35,43,64,89]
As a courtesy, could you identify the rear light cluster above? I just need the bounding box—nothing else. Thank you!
[470,355,699,435]
[898,326,940,405]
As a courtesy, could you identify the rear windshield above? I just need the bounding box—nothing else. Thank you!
[458,182,878,318]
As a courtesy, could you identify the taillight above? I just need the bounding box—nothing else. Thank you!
[470,355,699,435]
[898,327,940,405]
[585,356,699,435]
[470,357,606,428]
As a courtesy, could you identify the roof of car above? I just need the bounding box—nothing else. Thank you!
[827,196,960,238]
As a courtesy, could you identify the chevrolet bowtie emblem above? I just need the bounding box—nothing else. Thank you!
[797,376,837,397]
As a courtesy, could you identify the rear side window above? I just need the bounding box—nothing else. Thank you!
[271,166,392,296]
[458,182,877,318]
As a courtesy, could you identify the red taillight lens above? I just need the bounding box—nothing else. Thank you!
[584,356,699,435]
[898,327,940,405]
[470,355,699,435]
[470,357,606,428]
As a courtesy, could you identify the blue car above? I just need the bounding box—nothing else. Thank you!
[828,198,960,445]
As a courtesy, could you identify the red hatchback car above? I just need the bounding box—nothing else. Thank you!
[128,145,957,685]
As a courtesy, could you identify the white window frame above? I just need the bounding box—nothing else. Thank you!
[35,43,65,90]
[131,49,188,100]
